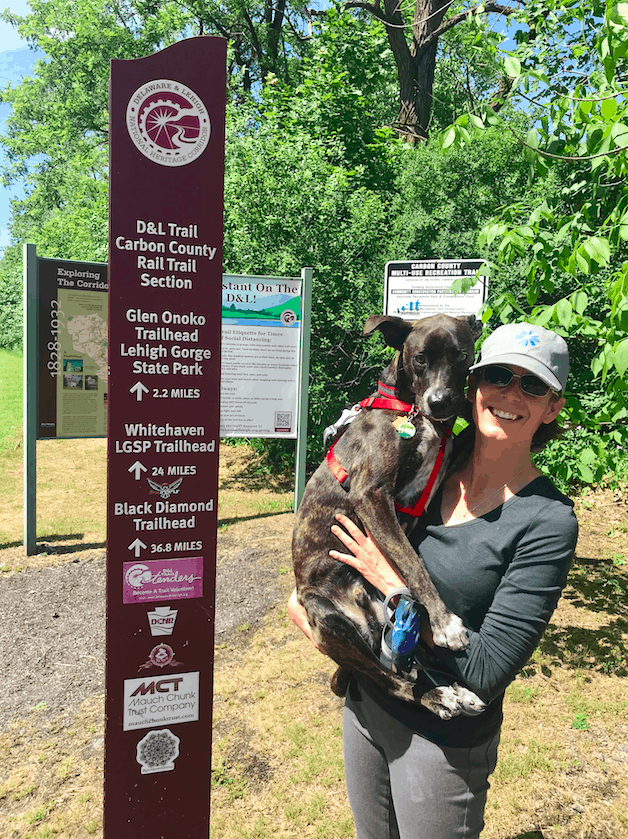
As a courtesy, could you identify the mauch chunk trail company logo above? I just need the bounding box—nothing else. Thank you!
[126,80,211,166]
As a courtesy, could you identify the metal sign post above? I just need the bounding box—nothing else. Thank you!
[23,244,38,556]
[105,37,226,836]
[294,267,313,510]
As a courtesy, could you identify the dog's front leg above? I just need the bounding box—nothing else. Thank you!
[352,489,468,651]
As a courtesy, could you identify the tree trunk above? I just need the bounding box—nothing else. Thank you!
[378,0,471,140]
[346,0,516,140]
[410,0,449,139]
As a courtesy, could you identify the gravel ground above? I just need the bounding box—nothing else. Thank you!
[0,530,289,730]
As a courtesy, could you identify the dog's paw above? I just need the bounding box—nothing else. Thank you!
[420,685,464,720]
[330,666,351,697]
[420,684,486,719]
[430,612,469,651]
[453,685,486,717]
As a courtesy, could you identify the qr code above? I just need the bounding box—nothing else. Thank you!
[275,411,292,433]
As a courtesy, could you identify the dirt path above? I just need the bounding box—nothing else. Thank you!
[0,512,294,730]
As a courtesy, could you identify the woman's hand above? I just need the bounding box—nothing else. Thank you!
[330,516,436,649]
[288,588,321,650]
[329,514,406,597]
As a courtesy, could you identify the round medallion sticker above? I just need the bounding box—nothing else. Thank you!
[149,644,175,668]
[126,79,211,166]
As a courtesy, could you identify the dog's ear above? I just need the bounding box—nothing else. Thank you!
[363,315,414,350]
[457,314,483,343]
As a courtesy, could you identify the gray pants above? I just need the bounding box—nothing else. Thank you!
[343,686,500,839]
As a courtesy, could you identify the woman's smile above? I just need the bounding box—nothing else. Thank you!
[488,406,522,421]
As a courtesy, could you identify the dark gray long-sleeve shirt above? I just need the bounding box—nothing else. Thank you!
[358,476,578,747]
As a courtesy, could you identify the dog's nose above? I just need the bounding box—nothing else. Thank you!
[427,389,453,416]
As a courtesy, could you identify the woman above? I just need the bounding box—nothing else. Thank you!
[288,322,578,839]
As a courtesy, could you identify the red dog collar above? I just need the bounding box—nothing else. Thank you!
[326,381,452,518]
[358,381,415,414]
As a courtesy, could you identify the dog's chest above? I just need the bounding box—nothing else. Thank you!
[394,420,448,508]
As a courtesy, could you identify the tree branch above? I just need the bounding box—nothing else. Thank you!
[421,2,517,47]
[342,0,400,28]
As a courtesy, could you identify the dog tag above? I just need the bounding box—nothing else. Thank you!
[395,420,416,439]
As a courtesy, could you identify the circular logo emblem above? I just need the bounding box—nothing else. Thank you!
[280,309,297,326]
[126,563,152,588]
[149,644,175,668]
[126,79,211,167]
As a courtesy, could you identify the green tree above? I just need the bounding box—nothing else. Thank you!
[440,0,628,487]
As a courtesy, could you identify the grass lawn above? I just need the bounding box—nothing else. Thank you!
[0,349,22,449]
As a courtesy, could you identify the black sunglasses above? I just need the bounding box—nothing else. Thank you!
[477,365,557,398]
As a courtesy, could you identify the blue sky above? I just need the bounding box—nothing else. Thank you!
[0,0,40,253]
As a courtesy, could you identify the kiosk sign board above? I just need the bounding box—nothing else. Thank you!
[106,37,226,836]
[220,274,303,438]
[37,257,108,438]
[384,259,488,319]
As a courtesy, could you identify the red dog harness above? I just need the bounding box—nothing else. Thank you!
[326,382,452,519]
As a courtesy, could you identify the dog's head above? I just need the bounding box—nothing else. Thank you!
[363,313,482,421]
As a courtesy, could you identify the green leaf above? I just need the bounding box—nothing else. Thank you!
[503,54,521,77]
[441,126,456,150]
[601,96,618,121]
[584,237,611,266]
[577,463,595,483]
[580,447,598,465]
[606,1,628,32]
[611,122,628,145]
[531,307,554,327]
[614,338,628,377]
[571,290,588,314]
[555,298,573,327]
[574,247,591,274]
[591,355,604,377]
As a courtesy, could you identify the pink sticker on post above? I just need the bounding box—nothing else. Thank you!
[123,557,203,604]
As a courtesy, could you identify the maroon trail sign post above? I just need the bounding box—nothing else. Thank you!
[106,37,226,836]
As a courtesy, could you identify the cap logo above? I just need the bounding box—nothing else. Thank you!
[515,329,540,347]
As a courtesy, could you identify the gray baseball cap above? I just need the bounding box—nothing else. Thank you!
[470,322,569,392]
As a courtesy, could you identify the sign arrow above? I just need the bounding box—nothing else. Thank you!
[128,461,147,480]
[128,538,147,558]
[130,381,149,401]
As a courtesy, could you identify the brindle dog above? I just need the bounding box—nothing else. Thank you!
[292,313,485,719]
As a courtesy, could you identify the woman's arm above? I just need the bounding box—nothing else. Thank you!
[424,505,579,703]
[330,507,578,704]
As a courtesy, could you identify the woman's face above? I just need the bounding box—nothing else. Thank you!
[469,365,565,447]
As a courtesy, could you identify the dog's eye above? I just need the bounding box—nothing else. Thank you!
[415,353,426,365]
[458,351,468,362]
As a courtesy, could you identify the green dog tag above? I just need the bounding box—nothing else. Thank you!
[397,421,416,439]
